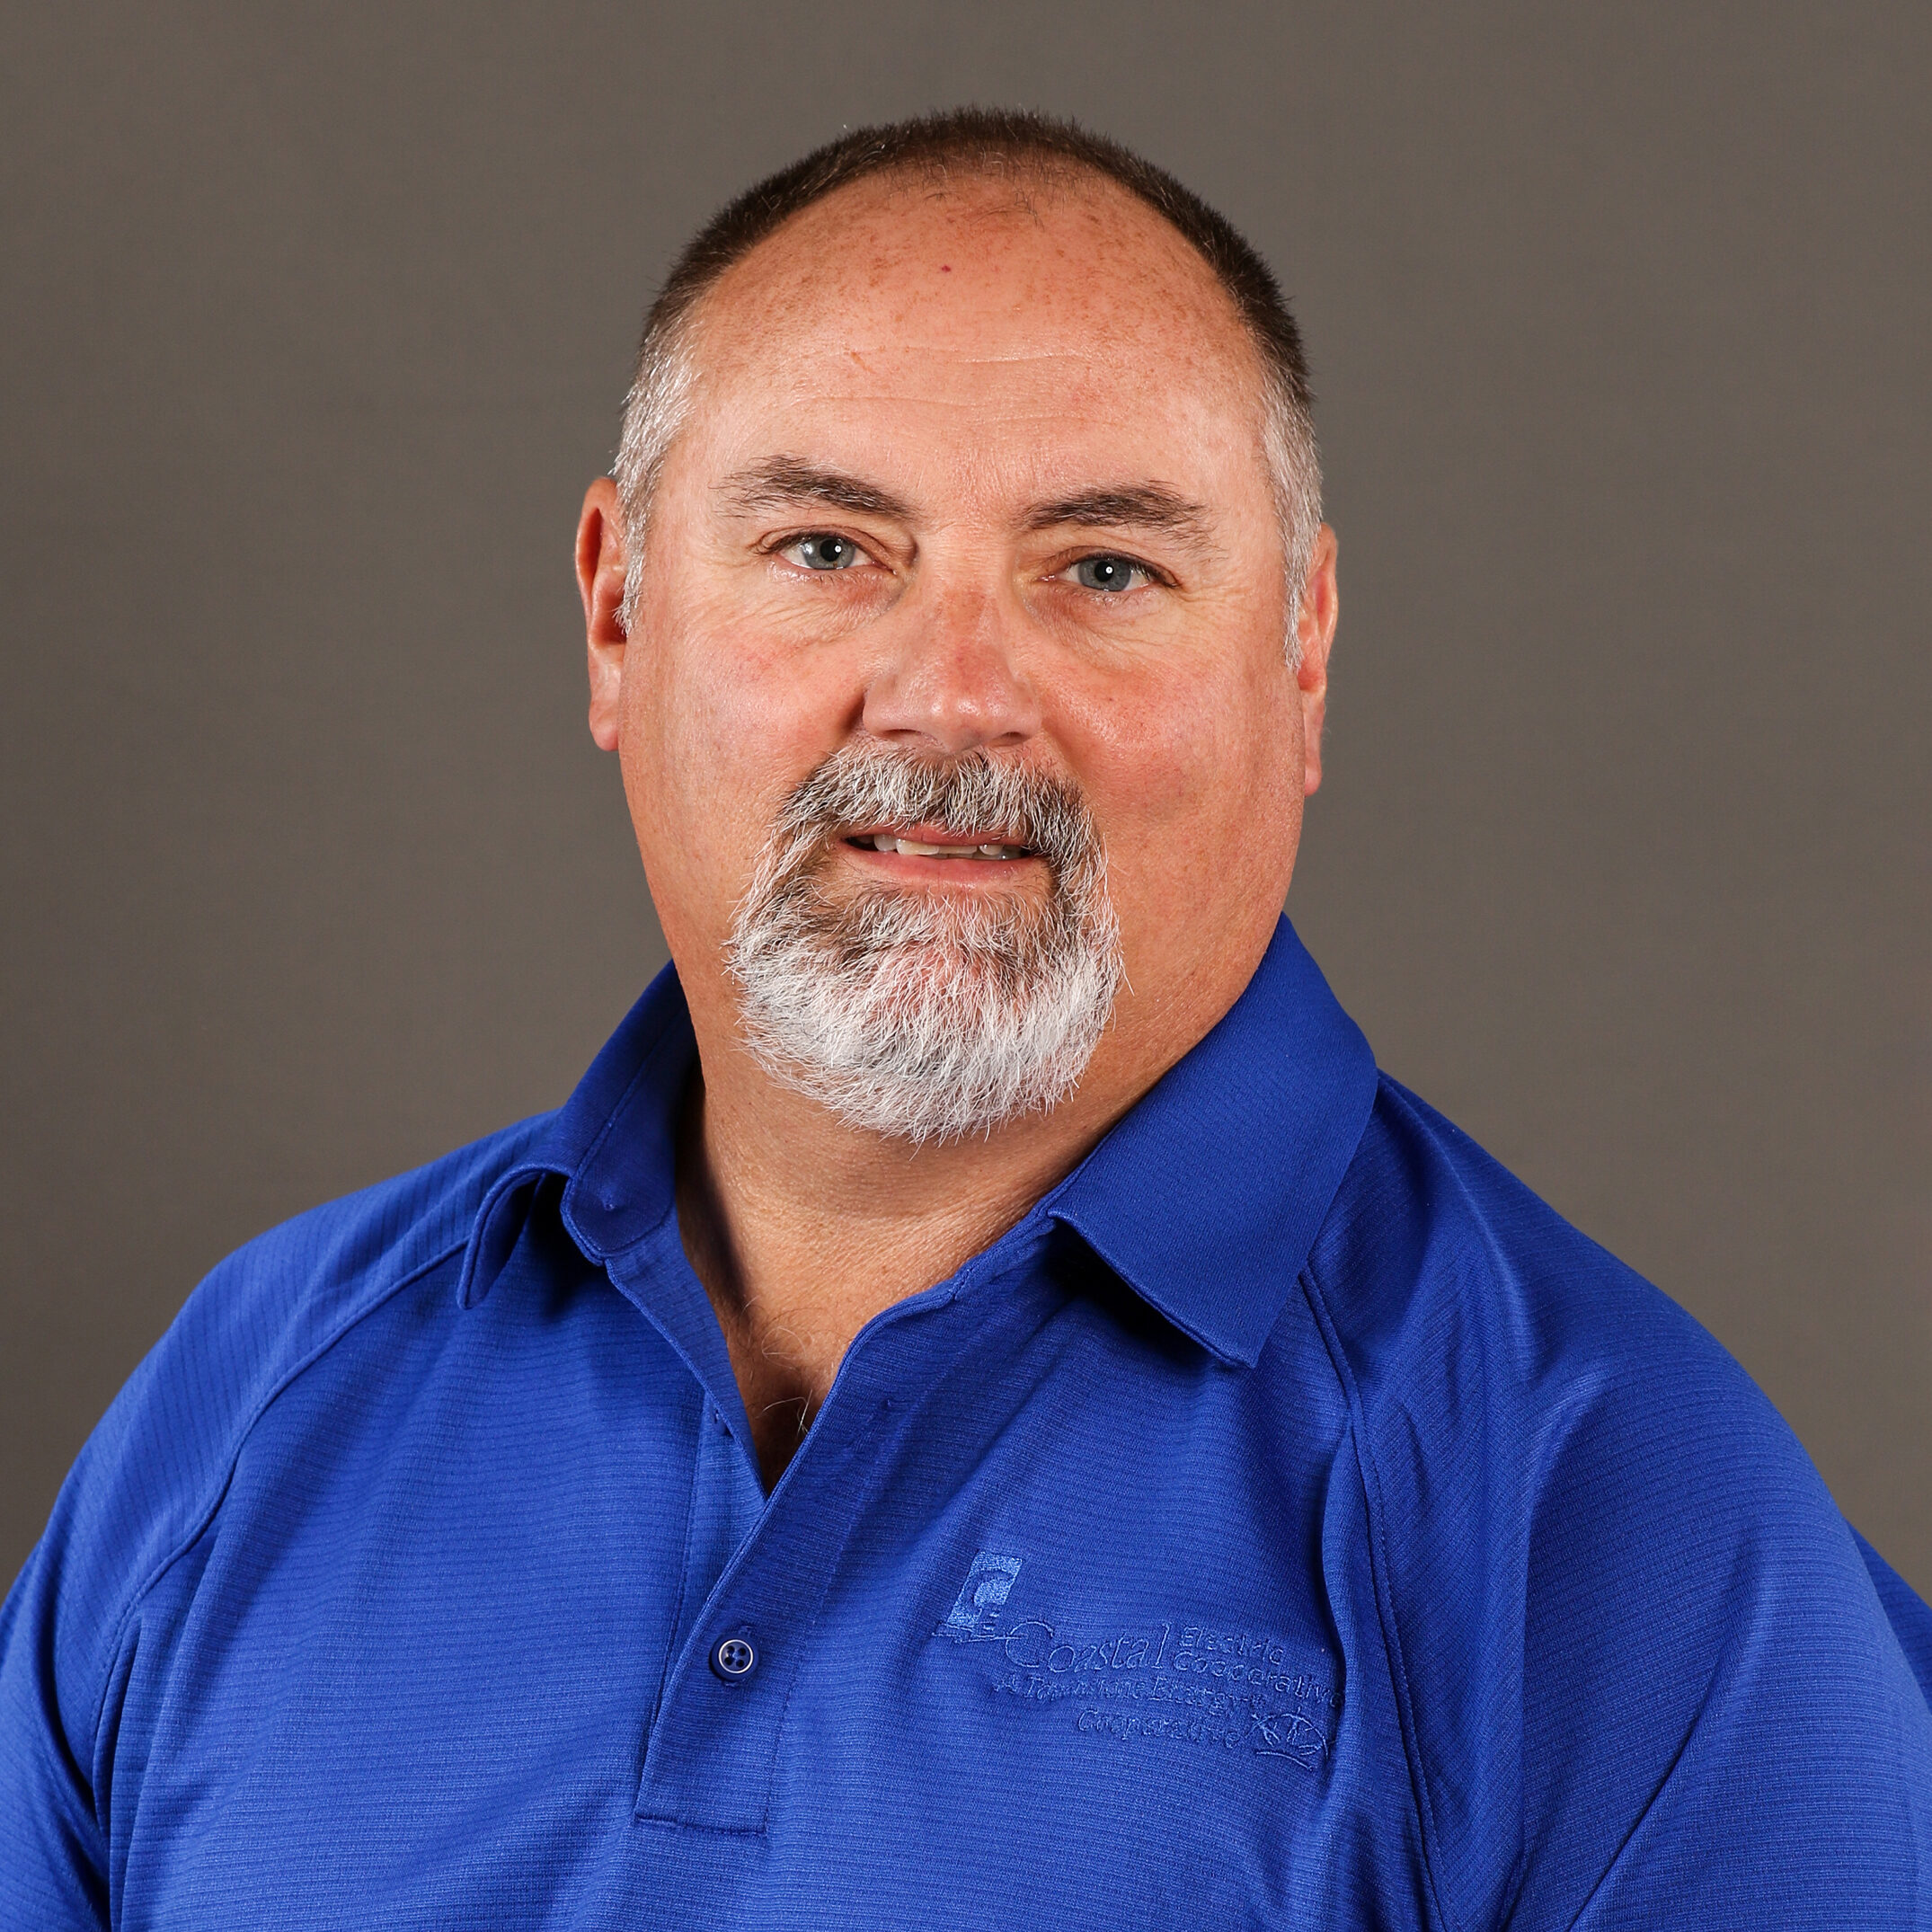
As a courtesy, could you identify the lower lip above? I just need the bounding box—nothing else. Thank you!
[841,841,1044,882]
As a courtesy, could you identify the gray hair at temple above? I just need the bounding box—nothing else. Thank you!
[611,109,1324,660]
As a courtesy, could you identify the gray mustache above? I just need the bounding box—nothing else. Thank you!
[774,746,1102,878]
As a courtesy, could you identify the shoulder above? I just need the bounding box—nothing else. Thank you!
[1302,1070,1857,1607]
[1306,1072,1780,1481]
[4,1114,554,1768]
[1301,1076,1931,1925]
[1302,1068,1842,1647]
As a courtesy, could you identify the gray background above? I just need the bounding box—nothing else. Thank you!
[4,1,1927,1591]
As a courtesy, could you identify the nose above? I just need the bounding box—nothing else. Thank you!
[860,580,1042,757]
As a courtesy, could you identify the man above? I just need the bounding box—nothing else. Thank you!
[4,110,1928,1928]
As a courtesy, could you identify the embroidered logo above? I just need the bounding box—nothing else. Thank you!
[937,1549,1337,1772]
[943,1551,1024,1638]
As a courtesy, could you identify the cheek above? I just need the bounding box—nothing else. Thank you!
[1069,653,1303,888]
[617,589,858,931]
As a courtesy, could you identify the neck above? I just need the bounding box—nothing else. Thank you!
[673,1015,1167,1488]
[669,917,1273,1487]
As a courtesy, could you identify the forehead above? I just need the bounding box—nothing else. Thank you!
[679,170,1272,491]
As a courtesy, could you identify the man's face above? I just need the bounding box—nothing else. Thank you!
[583,172,1334,1121]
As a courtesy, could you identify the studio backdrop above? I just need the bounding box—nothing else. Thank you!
[4,0,1927,1590]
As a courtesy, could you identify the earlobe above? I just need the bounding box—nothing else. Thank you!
[578,477,631,753]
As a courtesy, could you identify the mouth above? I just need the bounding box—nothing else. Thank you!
[843,822,1038,864]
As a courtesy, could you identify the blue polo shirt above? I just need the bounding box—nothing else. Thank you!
[4,920,1929,1928]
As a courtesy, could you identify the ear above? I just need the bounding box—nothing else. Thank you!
[1293,524,1339,797]
[576,476,630,753]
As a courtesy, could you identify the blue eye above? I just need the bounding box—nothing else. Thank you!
[1072,554,1147,593]
[786,534,862,571]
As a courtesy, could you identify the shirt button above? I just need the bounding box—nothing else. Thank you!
[711,1635,758,1682]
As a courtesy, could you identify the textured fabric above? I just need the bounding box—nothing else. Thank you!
[4,918,1928,1928]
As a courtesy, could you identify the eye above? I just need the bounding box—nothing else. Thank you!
[1066,553,1156,594]
[779,532,867,572]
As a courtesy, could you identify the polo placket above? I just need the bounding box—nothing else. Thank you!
[607,1223,969,1833]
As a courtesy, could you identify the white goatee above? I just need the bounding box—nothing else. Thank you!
[726,745,1123,1145]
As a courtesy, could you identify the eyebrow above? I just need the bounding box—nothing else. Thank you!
[718,459,1217,554]
[718,456,915,521]
[1023,484,1216,552]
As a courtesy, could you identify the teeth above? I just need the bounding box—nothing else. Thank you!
[864,833,1029,860]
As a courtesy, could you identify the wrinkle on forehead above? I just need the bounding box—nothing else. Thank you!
[765,347,1203,412]
[691,320,1267,498]
[728,338,1263,494]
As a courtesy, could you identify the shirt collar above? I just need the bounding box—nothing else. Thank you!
[454,973,696,1309]
[1044,917,1378,1364]
[457,917,1377,1368]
